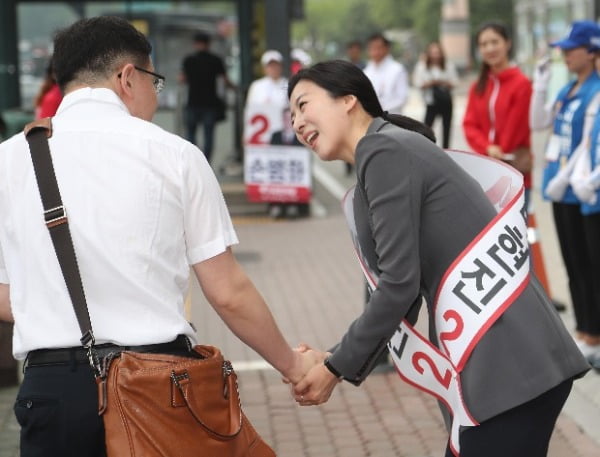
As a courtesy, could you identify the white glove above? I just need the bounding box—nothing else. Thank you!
[572,177,598,205]
[545,174,570,201]
[533,57,551,91]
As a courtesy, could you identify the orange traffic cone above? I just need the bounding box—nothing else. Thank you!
[527,203,566,311]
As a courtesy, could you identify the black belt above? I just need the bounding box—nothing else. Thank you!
[26,335,191,367]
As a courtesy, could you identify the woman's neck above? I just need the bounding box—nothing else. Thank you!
[490,60,511,74]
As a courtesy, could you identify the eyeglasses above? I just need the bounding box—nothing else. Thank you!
[134,66,166,94]
[118,66,166,94]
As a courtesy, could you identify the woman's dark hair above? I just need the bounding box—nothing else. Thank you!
[475,21,510,94]
[53,16,152,91]
[288,60,435,143]
[425,41,446,71]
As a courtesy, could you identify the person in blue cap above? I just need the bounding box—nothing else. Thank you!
[530,20,600,365]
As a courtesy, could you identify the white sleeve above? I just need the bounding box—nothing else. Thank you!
[412,61,428,89]
[181,143,238,265]
[529,88,555,130]
[392,64,409,111]
[0,241,8,284]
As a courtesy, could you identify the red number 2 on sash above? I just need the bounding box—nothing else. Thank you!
[440,309,464,342]
[412,352,452,389]
[249,114,269,144]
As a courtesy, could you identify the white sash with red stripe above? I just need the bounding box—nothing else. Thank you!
[342,150,529,456]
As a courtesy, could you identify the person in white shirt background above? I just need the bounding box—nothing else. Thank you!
[245,49,289,131]
[413,41,459,148]
[363,32,409,114]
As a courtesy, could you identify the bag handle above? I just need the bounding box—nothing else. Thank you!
[24,118,96,350]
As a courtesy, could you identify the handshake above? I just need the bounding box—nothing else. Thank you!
[283,343,343,406]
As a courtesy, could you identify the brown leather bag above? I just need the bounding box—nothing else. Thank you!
[99,345,276,457]
[504,147,533,175]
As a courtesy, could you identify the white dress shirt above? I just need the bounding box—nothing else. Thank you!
[245,76,289,131]
[0,88,238,359]
[364,55,409,113]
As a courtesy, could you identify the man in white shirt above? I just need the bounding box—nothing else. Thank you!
[363,33,409,114]
[0,16,314,456]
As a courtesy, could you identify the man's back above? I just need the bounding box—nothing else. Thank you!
[182,50,225,107]
[0,88,237,358]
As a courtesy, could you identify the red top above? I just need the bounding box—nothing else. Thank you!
[463,66,532,188]
[35,84,63,119]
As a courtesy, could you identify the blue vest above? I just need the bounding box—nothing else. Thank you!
[542,72,600,203]
[581,111,600,214]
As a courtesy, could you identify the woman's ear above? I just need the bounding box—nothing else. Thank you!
[343,94,359,113]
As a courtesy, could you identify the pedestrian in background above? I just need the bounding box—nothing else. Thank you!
[245,50,290,219]
[34,57,62,119]
[463,22,533,209]
[363,32,409,114]
[413,42,458,148]
[180,32,235,164]
[0,16,315,456]
[346,40,365,70]
[286,59,589,457]
[530,20,600,365]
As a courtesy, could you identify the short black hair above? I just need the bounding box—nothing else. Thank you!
[193,32,211,44]
[52,16,152,91]
[367,33,391,47]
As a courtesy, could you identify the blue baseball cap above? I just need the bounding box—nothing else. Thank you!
[550,20,600,51]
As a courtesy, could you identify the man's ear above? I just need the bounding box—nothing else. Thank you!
[116,63,136,97]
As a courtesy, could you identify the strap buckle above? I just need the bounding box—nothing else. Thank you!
[44,205,67,228]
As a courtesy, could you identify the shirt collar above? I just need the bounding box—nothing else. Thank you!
[56,87,130,116]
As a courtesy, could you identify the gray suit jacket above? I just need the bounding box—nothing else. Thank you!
[328,117,589,422]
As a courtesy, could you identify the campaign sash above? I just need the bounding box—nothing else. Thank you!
[342,150,529,456]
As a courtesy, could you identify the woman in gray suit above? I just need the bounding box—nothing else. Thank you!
[286,60,589,457]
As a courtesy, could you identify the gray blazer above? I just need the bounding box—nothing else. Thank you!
[328,117,589,422]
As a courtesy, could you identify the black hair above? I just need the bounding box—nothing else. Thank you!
[367,33,391,47]
[346,40,363,49]
[288,60,436,143]
[52,16,152,92]
[425,41,446,71]
[475,21,510,94]
[193,32,211,44]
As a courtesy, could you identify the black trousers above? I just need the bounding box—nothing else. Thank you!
[15,363,106,457]
[553,202,600,335]
[424,100,453,149]
[444,378,572,457]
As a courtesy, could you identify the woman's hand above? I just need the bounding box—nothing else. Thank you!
[293,363,341,406]
[486,144,504,159]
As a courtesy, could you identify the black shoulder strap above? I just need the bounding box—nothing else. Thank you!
[24,119,95,347]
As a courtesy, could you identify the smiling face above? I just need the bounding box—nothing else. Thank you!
[289,80,352,161]
[477,27,511,71]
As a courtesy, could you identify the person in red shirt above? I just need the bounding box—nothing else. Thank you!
[34,58,63,119]
[463,22,533,207]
